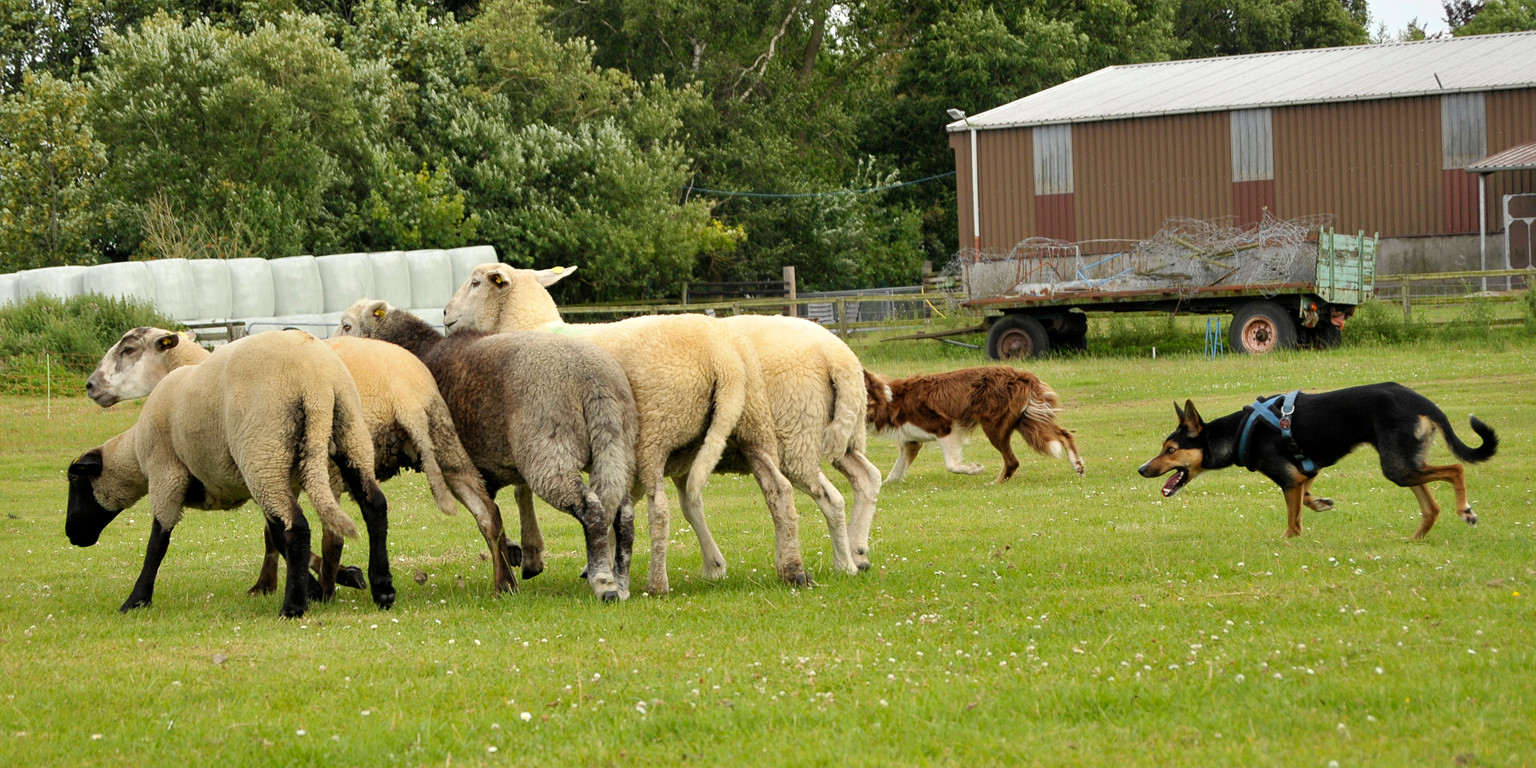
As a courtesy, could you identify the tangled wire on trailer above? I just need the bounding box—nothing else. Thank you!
[937,213,1336,309]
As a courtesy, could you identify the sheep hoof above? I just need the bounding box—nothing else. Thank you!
[246,582,276,596]
[371,583,396,610]
[119,596,150,613]
[336,566,366,590]
[504,541,522,568]
[280,602,307,619]
[522,563,545,580]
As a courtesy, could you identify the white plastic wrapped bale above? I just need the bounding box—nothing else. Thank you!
[186,259,235,320]
[368,251,413,309]
[82,261,157,307]
[242,312,345,338]
[0,273,19,307]
[143,258,198,321]
[268,255,324,316]
[406,249,454,310]
[447,245,498,291]
[316,252,376,313]
[16,265,87,301]
[226,258,276,318]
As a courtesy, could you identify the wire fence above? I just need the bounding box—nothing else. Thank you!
[0,352,99,399]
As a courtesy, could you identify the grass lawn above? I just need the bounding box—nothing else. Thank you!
[1,334,1533,767]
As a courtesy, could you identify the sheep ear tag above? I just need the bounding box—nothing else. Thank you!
[490,273,506,286]
[373,307,386,319]
[157,334,179,350]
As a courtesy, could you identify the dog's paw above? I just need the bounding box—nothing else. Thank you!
[1307,497,1334,512]
[1463,509,1478,526]
[955,462,985,475]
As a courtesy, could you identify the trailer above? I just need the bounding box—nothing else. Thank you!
[959,220,1377,359]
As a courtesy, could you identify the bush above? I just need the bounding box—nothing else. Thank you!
[0,293,179,378]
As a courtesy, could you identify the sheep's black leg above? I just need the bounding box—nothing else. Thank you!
[613,497,635,600]
[340,462,394,609]
[121,518,173,612]
[278,508,312,619]
[249,525,282,595]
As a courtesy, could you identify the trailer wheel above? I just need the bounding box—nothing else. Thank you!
[987,314,1051,360]
[1307,322,1342,349]
[1229,301,1297,355]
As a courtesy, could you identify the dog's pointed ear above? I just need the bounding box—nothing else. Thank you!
[1173,401,1185,423]
[1180,399,1203,435]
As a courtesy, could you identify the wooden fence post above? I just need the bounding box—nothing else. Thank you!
[837,297,849,337]
[782,266,796,317]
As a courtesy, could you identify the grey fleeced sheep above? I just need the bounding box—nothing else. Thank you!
[87,327,522,594]
[66,330,394,617]
[340,300,639,601]
[442,264,807,594]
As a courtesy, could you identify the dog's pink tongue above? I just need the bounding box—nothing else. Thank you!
[1161,470,1185,497]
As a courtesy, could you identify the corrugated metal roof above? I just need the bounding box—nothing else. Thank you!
[1465,140,1536,172]
[948,32,1536,132]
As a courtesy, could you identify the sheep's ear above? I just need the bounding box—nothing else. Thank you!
[372,304,387,319]
[489,272,507,287]
[534,265,576,287]
[156,333,179,351]
[69,449,104,479]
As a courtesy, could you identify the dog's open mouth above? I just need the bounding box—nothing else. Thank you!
[1161,469,1189,497]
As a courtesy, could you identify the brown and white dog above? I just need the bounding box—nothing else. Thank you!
[865,366,1085,483]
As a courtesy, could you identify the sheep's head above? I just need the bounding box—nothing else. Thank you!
[65,433,146,547]
[86,327,198,407]
[443,264,572,335]
[338,299,391,337]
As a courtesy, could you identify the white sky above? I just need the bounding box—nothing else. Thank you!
[1371,0,1450,37]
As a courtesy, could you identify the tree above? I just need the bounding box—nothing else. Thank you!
[0,71,105,270]
[1453,0,1536,34]
[88,11,379,258]
[1176,0,1368,58]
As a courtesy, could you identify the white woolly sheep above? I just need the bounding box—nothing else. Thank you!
[717,314,885,572]
[340,299,639,601]
[66,330,394,617]
[442,264,805,595]
[87,327,522,595]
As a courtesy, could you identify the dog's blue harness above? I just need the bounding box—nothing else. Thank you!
[1237,390,1317,474]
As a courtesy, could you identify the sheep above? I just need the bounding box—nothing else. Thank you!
[717,314,885,572]
[442,264,806,595]
[87,328,523,595]
[339,299,639,601]
[66,330,394,617]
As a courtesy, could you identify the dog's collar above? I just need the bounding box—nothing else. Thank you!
[1237,390,1317,474]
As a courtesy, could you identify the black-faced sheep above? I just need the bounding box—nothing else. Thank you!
[87,328,522,595]
[442,264,806,595]
[66,330,393,617]
[340,300,639,601]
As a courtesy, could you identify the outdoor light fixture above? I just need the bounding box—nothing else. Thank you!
[949,108,980,252]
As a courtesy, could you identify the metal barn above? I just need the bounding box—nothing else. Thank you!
[947,32,1536,273]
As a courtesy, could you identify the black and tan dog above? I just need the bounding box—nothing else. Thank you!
[1138,382,1498,539]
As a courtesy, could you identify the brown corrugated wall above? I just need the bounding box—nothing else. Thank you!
[953,89,1536,252]
[1272,98,1441,237]
[1484,89,1536,234]
[1073,113,1232,244]
[951,128,1037,251]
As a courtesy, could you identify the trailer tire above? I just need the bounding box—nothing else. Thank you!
[1229,301,1297,355]
[1307,322,1342,349]
[987,314,1051,360]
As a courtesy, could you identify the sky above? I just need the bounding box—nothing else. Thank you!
[1371,0,1450,37]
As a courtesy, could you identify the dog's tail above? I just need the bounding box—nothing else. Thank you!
[994,372,1060,454]
[1439,414,1499,464]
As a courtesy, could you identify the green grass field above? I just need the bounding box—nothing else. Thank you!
[2,335,1533,767]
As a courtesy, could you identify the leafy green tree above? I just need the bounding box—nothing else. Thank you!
[1454,0,1536,33]
[88,11,378,258]
[0,71,105,270]
[1176,0,1368,58]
